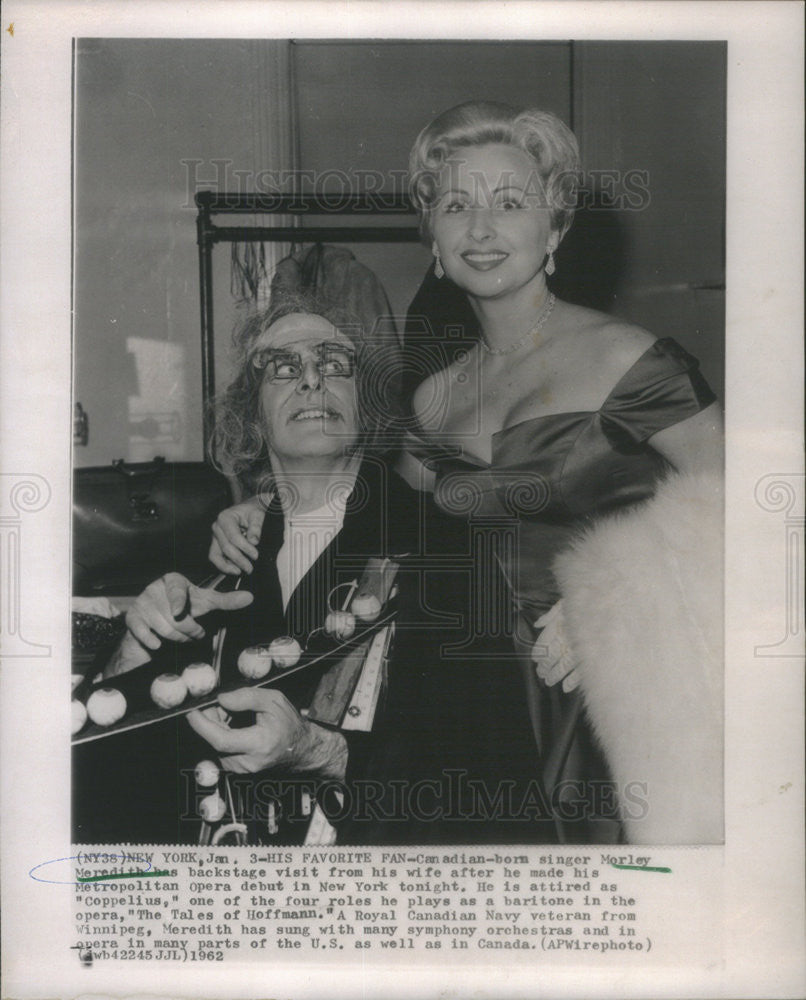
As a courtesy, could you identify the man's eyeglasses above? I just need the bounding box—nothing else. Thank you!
[251,342,356,383]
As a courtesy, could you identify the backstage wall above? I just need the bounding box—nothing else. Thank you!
[73,39,724,467]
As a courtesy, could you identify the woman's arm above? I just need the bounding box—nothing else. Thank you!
[646,401,724,473]
[591,321,723,475]
[209,495,267,574]
[532,600,580,692]
[534,402,723,689]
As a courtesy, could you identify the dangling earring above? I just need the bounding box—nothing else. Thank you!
[432,241,444,279]
[545,245,556,277]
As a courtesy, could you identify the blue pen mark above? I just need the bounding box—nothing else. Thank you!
[29,854,154,885]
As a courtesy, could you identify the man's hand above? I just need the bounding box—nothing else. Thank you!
[187,688,348,781]
[209,498,266,575]
[532,600,581,693]
[105,572,253,677]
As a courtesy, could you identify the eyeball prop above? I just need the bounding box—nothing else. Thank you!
[325,610,356,640]
[199,793,226,823]
[351,593,381,622]
[86,688,127,727]
[71,699,88,735]
[182,662,217,697]
[238,644,273,679]
[150,673,188,709]
[194,759,220,788]
[269,636,302,669]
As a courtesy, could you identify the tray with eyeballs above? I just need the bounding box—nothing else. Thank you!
[71,560,397,745]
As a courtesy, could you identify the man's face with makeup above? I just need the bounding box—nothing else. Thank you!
[252,313,360,464]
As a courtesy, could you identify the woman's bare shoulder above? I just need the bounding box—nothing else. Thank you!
[558,302,657,377]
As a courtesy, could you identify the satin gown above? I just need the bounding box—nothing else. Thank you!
[416,337,717,841]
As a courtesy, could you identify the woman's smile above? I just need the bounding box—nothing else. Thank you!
[460,249,509,270]
[432,143,555,302]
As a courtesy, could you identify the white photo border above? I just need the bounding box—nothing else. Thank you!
[1,3,803,998]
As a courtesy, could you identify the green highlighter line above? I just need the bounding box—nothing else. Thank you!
[611,864,672,873]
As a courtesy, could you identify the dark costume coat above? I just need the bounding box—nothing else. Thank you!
[73,458,549,845]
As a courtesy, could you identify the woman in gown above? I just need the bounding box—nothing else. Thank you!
[211,102,724,844]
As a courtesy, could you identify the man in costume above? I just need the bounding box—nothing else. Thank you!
[74,295,546,845]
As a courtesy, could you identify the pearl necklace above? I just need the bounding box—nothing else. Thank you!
[479,292,556,356]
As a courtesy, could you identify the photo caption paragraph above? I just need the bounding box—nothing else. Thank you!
[69,847,664,962]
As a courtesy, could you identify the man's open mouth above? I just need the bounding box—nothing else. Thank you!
[292,407,340,421]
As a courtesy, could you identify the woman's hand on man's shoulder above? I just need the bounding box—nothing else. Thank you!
[209,496,266,575]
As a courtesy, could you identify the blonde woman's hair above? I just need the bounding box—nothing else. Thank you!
[408,100,580,241]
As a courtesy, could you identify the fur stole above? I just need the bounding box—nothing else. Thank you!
[554,471,723,844]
